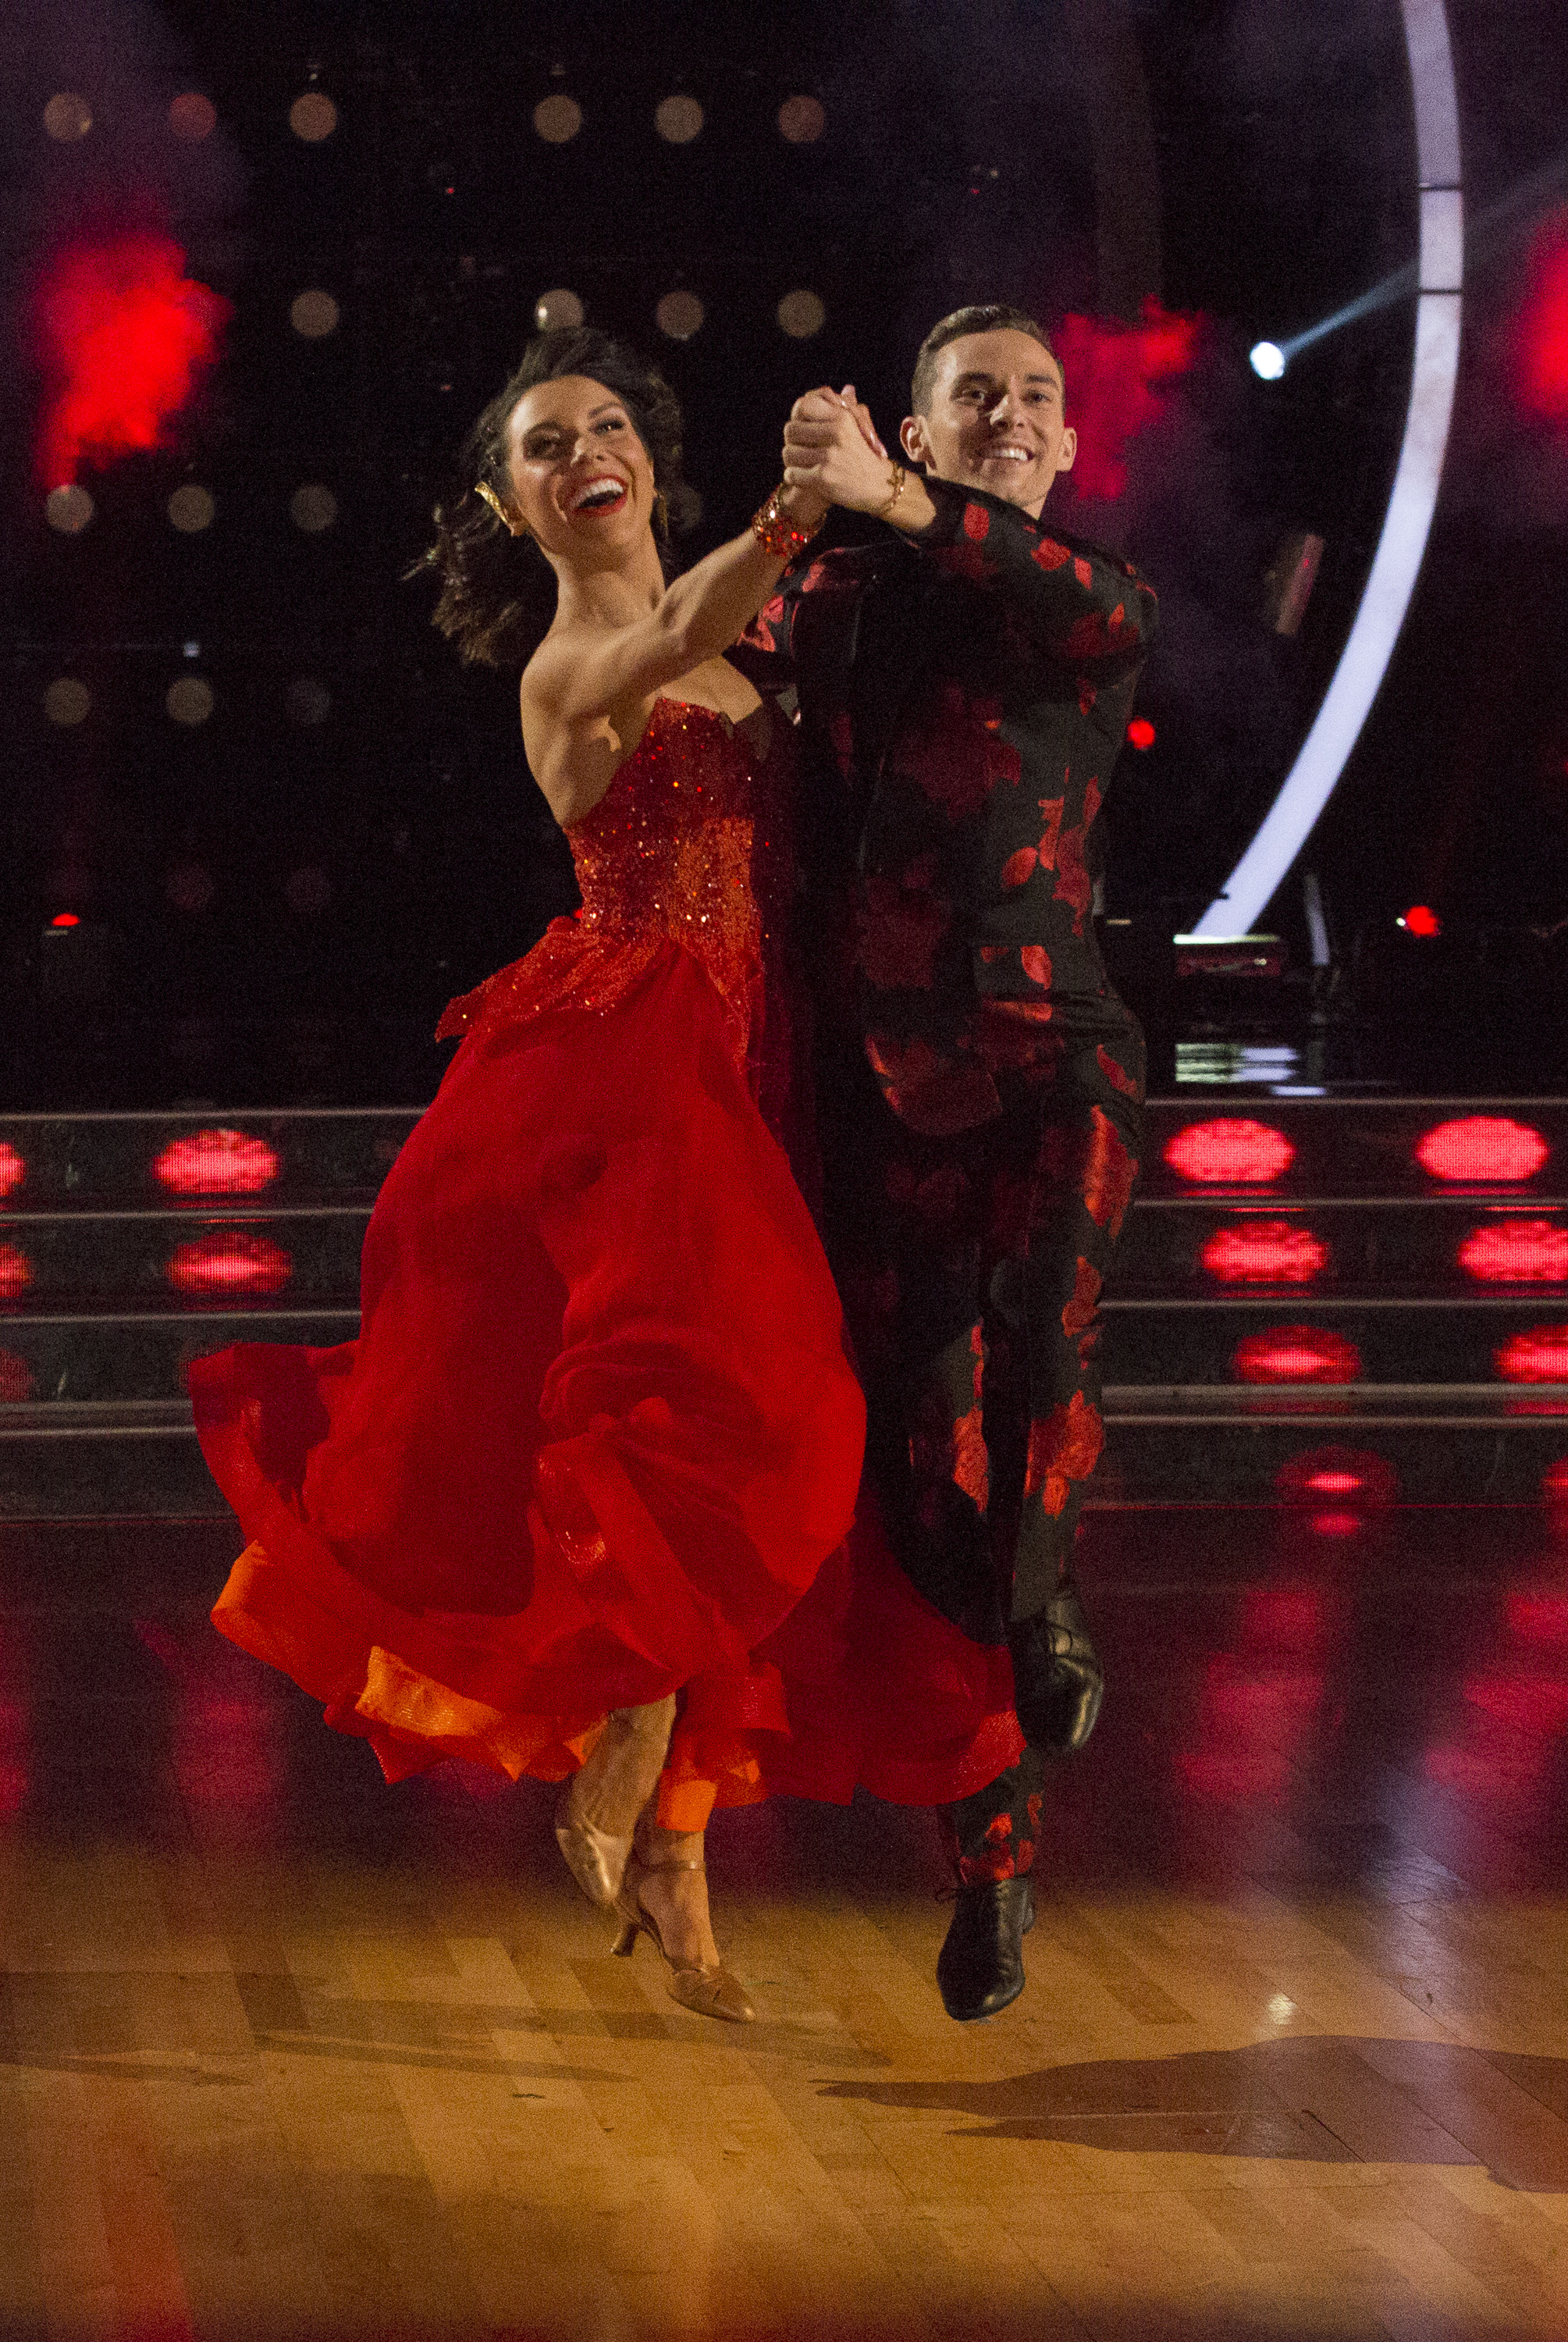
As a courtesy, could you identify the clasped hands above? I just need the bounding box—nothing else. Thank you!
[781,385,902,518]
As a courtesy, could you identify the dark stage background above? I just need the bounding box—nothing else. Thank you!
[3,0,1568,1108]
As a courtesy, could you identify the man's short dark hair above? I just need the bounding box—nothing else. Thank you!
[910,304,1062,415]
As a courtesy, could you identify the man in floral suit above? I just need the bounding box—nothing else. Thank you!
[746,304,1157,2019]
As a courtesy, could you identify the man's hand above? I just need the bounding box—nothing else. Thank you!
[784,386,898,514]
[783,385,937,532]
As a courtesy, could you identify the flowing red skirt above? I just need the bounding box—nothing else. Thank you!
[190,941,1022,1821]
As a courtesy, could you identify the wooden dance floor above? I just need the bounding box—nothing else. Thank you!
[5,1505,1568,2342]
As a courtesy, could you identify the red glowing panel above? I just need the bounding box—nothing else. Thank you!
[1125,717,1156,750]
[1496,1326,1568,1384]
[1509,1587,1568,1640]
[0,1351,34,1401]
[34,235,232,487]
[0,1245,33,1299]
[1202,1219,1328,1284]
[1518,221,1568,423]
[154,1128,280,1197]
[1416,1116,1548,1183]
[166,1233,292,1296]
[1239,1585,1326,1655]
[50,913,80,928]
[1465,1673,1568,1733]
[1052,301,1201,502]
[1460,1220,1568,1283]
[0,1142,23,1201]
[1400,904,1441,937]
[1164,1118,1295,1184]
[1276,1447,1400,1506]
[1234,1326,1360,1384]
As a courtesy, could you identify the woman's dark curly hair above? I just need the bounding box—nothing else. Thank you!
[414,326,699,668]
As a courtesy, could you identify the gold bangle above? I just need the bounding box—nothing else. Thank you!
[878,461,907,519]
[752,483,823,560]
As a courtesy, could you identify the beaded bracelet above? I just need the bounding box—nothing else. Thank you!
[752,484,823,561]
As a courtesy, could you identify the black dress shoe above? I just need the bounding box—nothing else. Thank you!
[937,1874,1035,2022]
[1008,1579,1104,1755]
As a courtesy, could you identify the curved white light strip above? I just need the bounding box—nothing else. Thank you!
[1190,0,1463,940]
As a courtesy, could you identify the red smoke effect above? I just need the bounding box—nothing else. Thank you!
[1517,218,1568,425]
[34,235,230,487]
[1054,299,1201,502]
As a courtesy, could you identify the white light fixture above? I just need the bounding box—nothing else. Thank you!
[1249,340,1285,380]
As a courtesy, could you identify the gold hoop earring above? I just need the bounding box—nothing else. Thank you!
[475,479,527,537]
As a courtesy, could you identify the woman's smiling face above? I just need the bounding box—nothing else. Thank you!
[504,374,656,561]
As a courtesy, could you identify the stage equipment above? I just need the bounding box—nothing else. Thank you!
[2,1098,1564,1513]
[1261,532,1325,636]
[1193,0,1463,941]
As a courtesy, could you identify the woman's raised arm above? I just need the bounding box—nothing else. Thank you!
[523,485,823,824]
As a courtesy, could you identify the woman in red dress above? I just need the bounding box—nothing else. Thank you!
[190,330,1020,2023]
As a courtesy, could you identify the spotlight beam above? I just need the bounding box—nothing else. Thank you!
[1260,144,1568,376]
[1192,0,1463,941]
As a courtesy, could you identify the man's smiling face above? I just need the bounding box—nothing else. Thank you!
[901,327,1076,519]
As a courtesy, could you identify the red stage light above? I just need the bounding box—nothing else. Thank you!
[154,1129,281,1198]
[1125,717,1156,750]
[1465,1672,1568,1733]
[1496,1327,1568,1384]
[0,1245,34,1298]
[1164,1118,1295,1184]
[166,1233,292,1296]
[34,235,231,487]
[1518,221,1568,423]
[1051,301,1201,503]
[0,1350,34,1401]
[1506,1586,1568,1641]
[1399,904,1441,936]
[1202,1219,1328,1284]
[1460,1219,1568,1283]
[1233,1326,1361,1383]
[1277,1447,1398,1508]
[49,913,80,928]
[0,1143,23,1201]
[1239,1584,1326,1654]
[1415,1116,1548,1183]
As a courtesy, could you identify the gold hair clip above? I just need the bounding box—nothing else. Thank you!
[475,479,525,536]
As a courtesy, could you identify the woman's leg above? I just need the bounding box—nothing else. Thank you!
[556,1695,677,1904]
[617,1800,755,2023]
[629,1814,722,1973]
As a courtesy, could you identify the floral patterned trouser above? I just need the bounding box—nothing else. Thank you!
[940,1742,1048,1884]
[820,1014,1145,1642]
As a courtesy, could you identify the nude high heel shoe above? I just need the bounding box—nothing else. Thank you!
[612,1849,756,2023]
[555,1695,677,1907]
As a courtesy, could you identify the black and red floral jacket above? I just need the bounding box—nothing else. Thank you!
[738,475,1157,1135]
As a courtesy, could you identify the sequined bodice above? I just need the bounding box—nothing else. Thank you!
[567,697,780,1004]
[436,696,793,1118]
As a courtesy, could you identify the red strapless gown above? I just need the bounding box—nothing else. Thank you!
[190,699,1022,1824]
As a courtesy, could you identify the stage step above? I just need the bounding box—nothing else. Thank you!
[2,1097,1566,1518]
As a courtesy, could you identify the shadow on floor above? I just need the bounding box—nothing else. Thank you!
[821,2033,1568,2189]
